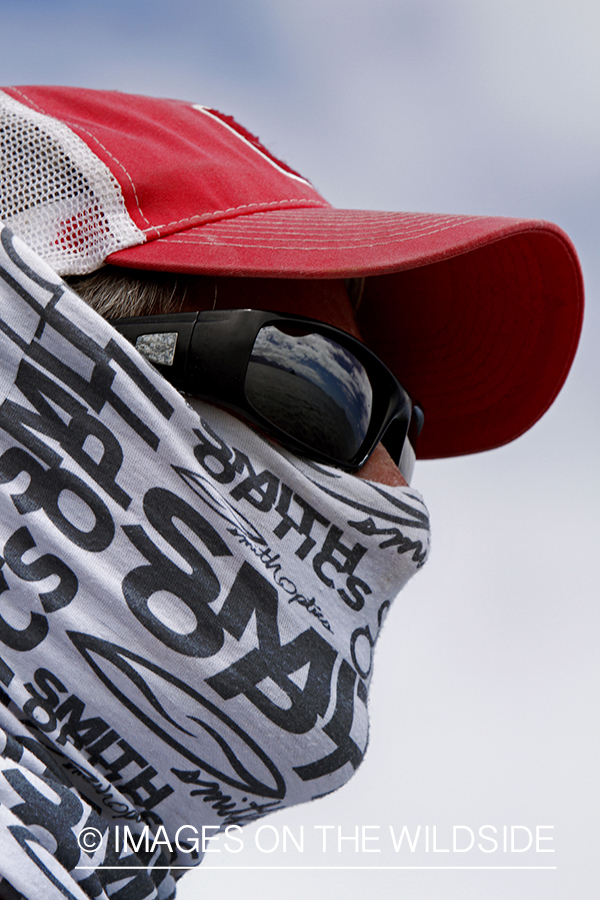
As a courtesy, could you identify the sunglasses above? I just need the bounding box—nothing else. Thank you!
[110,309,423,481]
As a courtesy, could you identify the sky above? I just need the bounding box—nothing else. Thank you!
[1,2,598,898]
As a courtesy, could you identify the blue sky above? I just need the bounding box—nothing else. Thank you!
[1,2,598,898]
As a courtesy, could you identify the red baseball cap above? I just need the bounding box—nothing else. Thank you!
[0,85,584,459]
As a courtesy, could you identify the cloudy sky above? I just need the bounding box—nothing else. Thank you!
[251,326,373,441]
[2,2,598,898]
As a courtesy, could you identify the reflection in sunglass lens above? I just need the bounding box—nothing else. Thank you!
[245,325,373,460]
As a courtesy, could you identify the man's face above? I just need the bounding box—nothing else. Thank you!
[174,273,408,488]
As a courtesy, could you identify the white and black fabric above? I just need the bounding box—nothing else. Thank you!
[0,225,430,898]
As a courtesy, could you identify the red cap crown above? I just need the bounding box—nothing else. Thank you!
[0,85,584,459]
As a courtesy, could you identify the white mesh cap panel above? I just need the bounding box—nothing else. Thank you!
[0,90,145,275]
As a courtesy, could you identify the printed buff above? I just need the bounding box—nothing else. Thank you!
[0,225,430,899]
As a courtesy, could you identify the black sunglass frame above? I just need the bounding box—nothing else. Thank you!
[110,308,421,473]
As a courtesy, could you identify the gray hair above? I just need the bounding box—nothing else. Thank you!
[65,267,365,320]
[65,266,204,319]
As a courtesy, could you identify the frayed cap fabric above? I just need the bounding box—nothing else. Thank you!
[0,84,584,460]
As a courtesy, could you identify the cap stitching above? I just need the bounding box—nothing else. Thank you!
[140,199,329,234]
[196,216,481,240]
[7,86,47,116]
[58,122,153,232]
[204,213,477,227]
[7,88,153,234]
[145,216,484,249]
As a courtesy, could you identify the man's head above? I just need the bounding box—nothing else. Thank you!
[65,265,409,485]
[0,84,584,465]
[0,212,434,874]
[0,86,585,886]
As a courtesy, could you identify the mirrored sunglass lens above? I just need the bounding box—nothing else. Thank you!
[245,325,373,460]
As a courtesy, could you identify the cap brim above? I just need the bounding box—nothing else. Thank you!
[107,207,584,460]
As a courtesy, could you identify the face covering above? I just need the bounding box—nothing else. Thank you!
[0,225,430,899]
